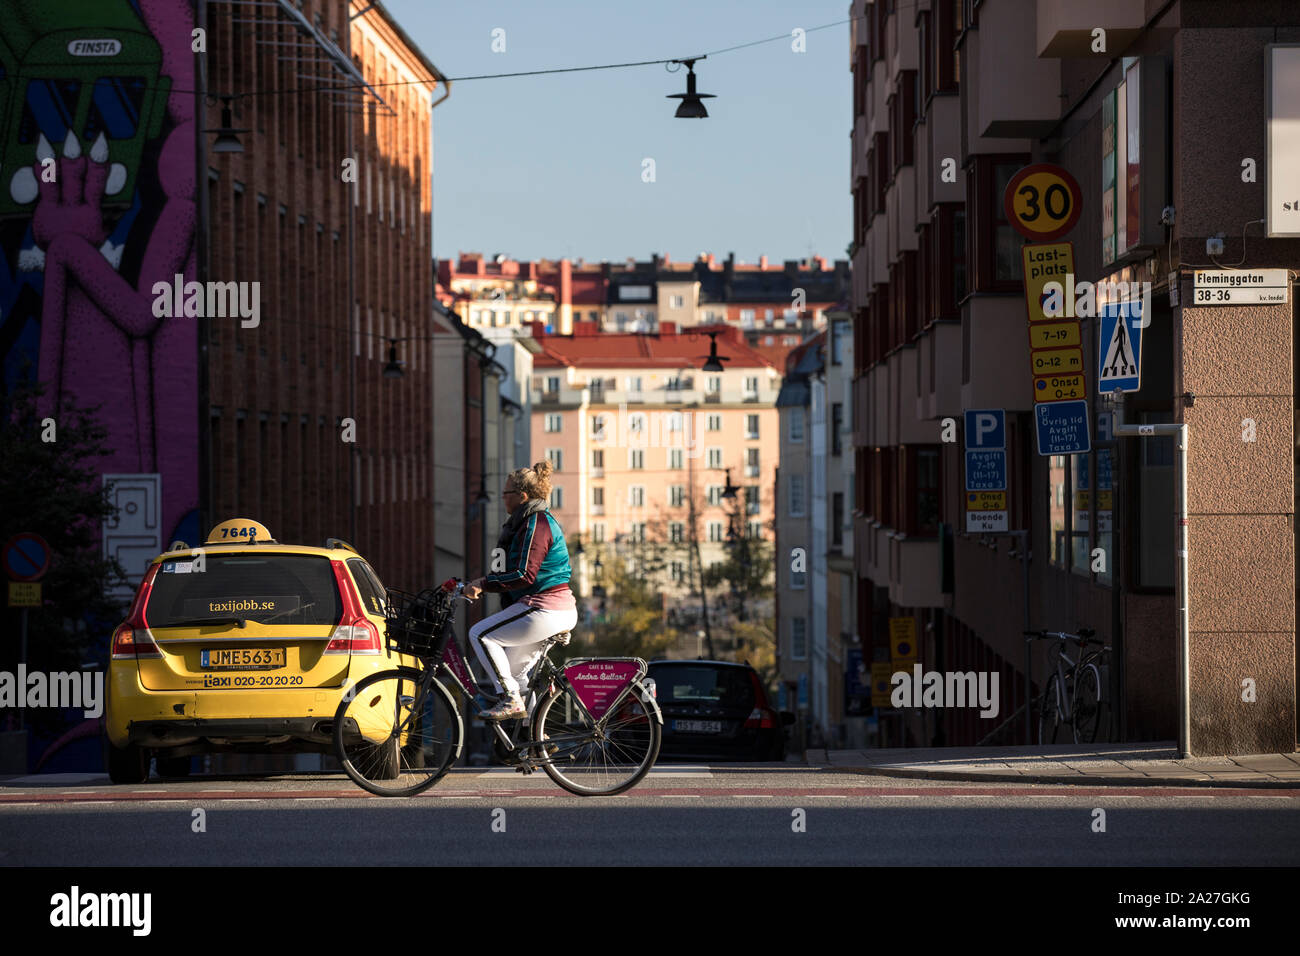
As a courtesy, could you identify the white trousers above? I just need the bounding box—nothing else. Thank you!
[468,602,578,696]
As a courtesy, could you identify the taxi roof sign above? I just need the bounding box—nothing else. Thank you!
[205,518,274,544]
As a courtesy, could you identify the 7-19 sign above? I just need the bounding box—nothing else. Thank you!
[1003,163,1082,241]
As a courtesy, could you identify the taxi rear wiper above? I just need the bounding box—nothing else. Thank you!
[162,617,247,629]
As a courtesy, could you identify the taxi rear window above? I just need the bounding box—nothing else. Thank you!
[146,554,342,626]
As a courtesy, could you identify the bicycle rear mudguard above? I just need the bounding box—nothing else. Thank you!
[561,657,662,724]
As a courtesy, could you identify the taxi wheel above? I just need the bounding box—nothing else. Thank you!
[104,738,150,785]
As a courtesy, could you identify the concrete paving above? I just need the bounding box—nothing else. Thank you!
[807,742,1300,787]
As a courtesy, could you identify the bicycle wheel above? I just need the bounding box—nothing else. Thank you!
[1038,674,1061,745]
[532,678,661,796]
[334,667,462,796]
[1072,663,1102,744]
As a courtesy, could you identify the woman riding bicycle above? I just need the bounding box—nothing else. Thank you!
[464,460,577,720]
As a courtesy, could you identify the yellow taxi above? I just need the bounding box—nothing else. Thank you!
[103,518,418,783]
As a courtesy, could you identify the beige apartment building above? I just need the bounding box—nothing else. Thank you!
[528,324,781,629]
[850,0,1300,755]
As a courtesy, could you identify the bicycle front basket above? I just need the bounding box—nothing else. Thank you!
[384,587,447,655]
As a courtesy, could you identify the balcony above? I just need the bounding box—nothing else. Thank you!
[703,392,722,404]
[591,504,604,516]
[591,467,604,478]
[745,465,760,478]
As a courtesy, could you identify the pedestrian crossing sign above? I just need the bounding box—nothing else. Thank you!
[1098,301,1142,394]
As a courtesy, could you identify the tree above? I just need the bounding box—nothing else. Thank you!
[0,380,127,732]
[583,555,677,661]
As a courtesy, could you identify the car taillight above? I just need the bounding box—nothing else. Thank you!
[111,622,162,659]
[325,560,380,654]
[325,618,381,655]
[744,707,775,729]
[111,567,162,659]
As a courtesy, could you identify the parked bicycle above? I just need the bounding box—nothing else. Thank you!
[333,580,663,797]
[1024,627,1110,744]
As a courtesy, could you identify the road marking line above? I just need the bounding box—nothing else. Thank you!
[661,794,700,798]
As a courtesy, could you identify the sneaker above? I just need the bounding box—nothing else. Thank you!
[480,693,526,721]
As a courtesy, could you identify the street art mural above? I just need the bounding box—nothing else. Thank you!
[0,0,200,564]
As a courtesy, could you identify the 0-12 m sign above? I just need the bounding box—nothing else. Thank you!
[1004,164,1083,242]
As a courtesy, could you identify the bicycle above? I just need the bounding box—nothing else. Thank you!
[333,580,663,797]
[1023,627,1109,744]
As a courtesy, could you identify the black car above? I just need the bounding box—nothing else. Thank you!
[648,659,794,761]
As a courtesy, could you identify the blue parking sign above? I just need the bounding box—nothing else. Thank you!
[964,409,1005,449]
[1035,400,1091,456]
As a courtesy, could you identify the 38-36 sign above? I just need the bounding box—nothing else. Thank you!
[1003,164,1082,241]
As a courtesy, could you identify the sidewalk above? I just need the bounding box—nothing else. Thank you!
[805,742,1300,788]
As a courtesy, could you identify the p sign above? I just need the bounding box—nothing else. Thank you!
[964,409,1005,450]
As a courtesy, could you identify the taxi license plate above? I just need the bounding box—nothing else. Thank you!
[674,720,721,733]
[201,647,286,670]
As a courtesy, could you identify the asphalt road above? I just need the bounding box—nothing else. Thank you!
[2,765,1298,865]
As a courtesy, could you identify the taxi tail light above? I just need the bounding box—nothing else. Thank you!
[324,619,381,655]
[111,566,162,659]
[325,560,380,654]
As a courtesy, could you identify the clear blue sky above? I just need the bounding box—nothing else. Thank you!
[380,0,852,266]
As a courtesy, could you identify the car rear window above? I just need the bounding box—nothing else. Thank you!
[648,665,754,708]
[146,554,342,626]
[346,558,387,617]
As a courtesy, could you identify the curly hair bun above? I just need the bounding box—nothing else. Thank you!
[532,459,553,480]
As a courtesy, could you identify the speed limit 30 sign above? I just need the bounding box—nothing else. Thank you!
[1004,163,1083,241]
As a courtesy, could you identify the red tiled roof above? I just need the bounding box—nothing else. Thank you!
[533,328,776,370]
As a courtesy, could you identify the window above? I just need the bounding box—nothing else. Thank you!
[889,71,917,171]
[591,413,607,440]
[629,485,645,508]
[740,309,756,327]
[550,487,563,509]
[708,447,723,468]
[1049,455,1067,568]
[630,522,647,542]
[592,449,604,469]
[670,522,684,544]
[745,486,760,516]
[670,449,684,469]
[629,449,644,470]
[831,404,844,456]
[746,414,759,439]
[831,493,844,548]
[746,448,760,477]
[592,486,604,507]
[934,0,958,92]
[667,412,683,432]
[625,376,642,393]
[831,320,848,366]
[592,522,605,543]
[789,408,805,442]
[708,522,724,543]
[669,485,685,507]
[744,376,759,396]
[747,521,762,539]
[914,447,940,536]
[707,485,724,507]
[629,413,646,434]
[545,413,562,432]
[707,376,722,393]
[707,414,722,431]
[546,448,562,471]
[791,618,807,660]
[968,156,1027,291]
[789,475,806,516]
[671,561,685,583]
[546,376,560,393]
[670,294,684,308]
[791,566,807,589]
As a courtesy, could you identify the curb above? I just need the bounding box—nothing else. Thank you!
[811,763,1300,789]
